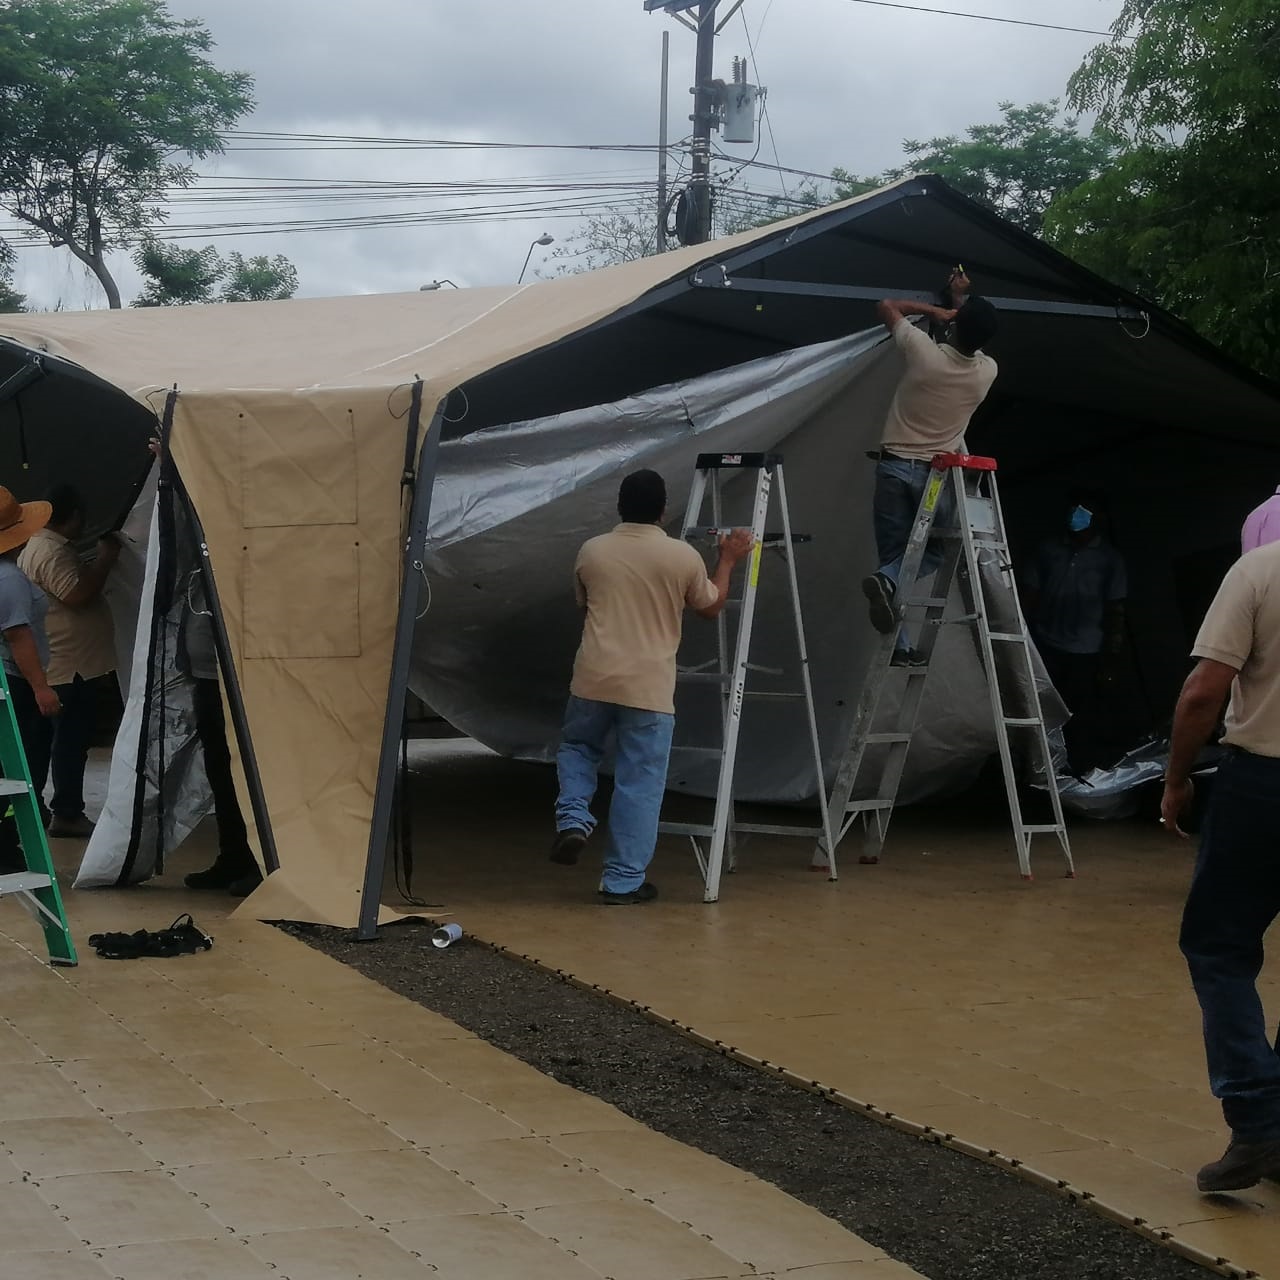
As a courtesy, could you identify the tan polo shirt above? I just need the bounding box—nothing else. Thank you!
[881,320,998,460]
[1192,541,1280,756]
[570,523,719,715]
[17,528,115,686]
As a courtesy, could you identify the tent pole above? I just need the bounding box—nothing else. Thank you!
[175,480,282,877]
[358,387,445,941]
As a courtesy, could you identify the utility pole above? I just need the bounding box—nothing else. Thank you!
[688,0,717,244]
[645,0,759,247]
[657,29,670,253]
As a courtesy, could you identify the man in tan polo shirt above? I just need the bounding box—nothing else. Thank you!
[551,468,753,904]
[1162,537,1280,1192]
[862,280,999,661]
[18,484,119,839]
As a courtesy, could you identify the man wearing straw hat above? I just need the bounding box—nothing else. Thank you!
[0,486,60,871]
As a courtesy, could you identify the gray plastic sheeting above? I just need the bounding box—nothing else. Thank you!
[410,330,1066,805]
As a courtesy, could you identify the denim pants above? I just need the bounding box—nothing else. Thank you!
[1179,750,1280,1143]
[872,455,954,586]
[555,694,675,895]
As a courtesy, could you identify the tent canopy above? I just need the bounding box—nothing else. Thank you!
[0,176,1277,927]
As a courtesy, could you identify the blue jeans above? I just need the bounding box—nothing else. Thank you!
[555,695,675,895]
[1179,750,1280,1143]
[872,455,954,586]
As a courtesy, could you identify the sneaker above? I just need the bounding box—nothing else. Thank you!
[1196,1137,1280,1193]
[550,827,588,866]
[228,869,264,899]
[184,863,243,891]
[861,573,898,635]
[47,814,94,839]
[598,881,659,905]
[890,647,928,668]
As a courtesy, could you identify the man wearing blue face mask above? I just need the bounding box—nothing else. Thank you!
[1022,496,1128,771]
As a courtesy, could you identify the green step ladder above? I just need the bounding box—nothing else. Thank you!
[0,666,76,967]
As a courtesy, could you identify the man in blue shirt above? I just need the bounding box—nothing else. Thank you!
[1023,497,1128,772]
[0,486,60,871]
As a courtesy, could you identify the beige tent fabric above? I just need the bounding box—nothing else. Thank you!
[0,188,888,926]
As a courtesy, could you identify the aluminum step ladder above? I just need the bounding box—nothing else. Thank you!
[660,451,834,902]
[0,666,77,966]
[819,452,1073,881]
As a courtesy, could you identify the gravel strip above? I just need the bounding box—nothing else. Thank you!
[285,919,1213,1280]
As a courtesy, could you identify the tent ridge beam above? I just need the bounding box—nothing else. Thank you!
[689,266,1147,322]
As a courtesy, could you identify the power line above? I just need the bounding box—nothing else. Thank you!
[739,5,787,199]
[840,0,1124,39]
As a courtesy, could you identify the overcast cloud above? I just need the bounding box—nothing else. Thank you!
[9,0,1124,309]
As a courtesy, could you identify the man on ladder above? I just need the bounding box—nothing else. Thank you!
[861,273,1000,661]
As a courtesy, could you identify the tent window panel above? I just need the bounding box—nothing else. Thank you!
[241,405,358,528]
[242,526,361,659]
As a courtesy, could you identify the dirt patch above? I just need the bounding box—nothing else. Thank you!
[285,919,1212,1280]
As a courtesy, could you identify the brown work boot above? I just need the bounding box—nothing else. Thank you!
[1196,1138,1280,1193]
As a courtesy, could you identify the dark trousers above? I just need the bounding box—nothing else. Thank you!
[0,671,54,866]
[193,677,254,874]
[49,674,97,820]
[1179,749,1280,1143]
[1039,644,1103,773]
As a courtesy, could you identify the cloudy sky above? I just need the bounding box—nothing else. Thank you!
[9,0,1124,309]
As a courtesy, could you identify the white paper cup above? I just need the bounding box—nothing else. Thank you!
[431,922,463,949]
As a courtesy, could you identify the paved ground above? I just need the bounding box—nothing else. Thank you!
[0,792,924,1280]
[384,739,1280,1280]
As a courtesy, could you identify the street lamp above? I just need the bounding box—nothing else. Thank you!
[419,279,458,291]
[517,233,554,284]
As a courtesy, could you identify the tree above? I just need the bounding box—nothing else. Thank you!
[132,238,299,306]
[547,207,663,275]
[131,238,223,306]
[0,0,253,309]
[220,252,299,303]
[1045,1,1280,377]
[0,242,24,313]
[879,101,1120,237]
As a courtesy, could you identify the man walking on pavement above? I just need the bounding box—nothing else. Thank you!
[18,484,120,839]
[551,468,753,904]
[862,273,999,661]
[1162,532,1280,1192]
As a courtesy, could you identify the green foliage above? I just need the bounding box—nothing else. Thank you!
[877,101,1120,236]
[132,238,298,306]
[0,241,24,312]
[0,0,253,308]
[219,252,299,303]
[131,237,223,306]
[1046,0,1280,377]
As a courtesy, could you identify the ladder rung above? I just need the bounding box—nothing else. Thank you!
[734,822,824,838]
[659,822,715,838]
[0,871,53,893]
[865,733,911,745]
[743,691,804,701]
[0,779,30,796]
[1022,825,1067,835]
[899,596,948,609]
[843,800,894,813]
[988,632,1027,642]
[1002,717,1042,727]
